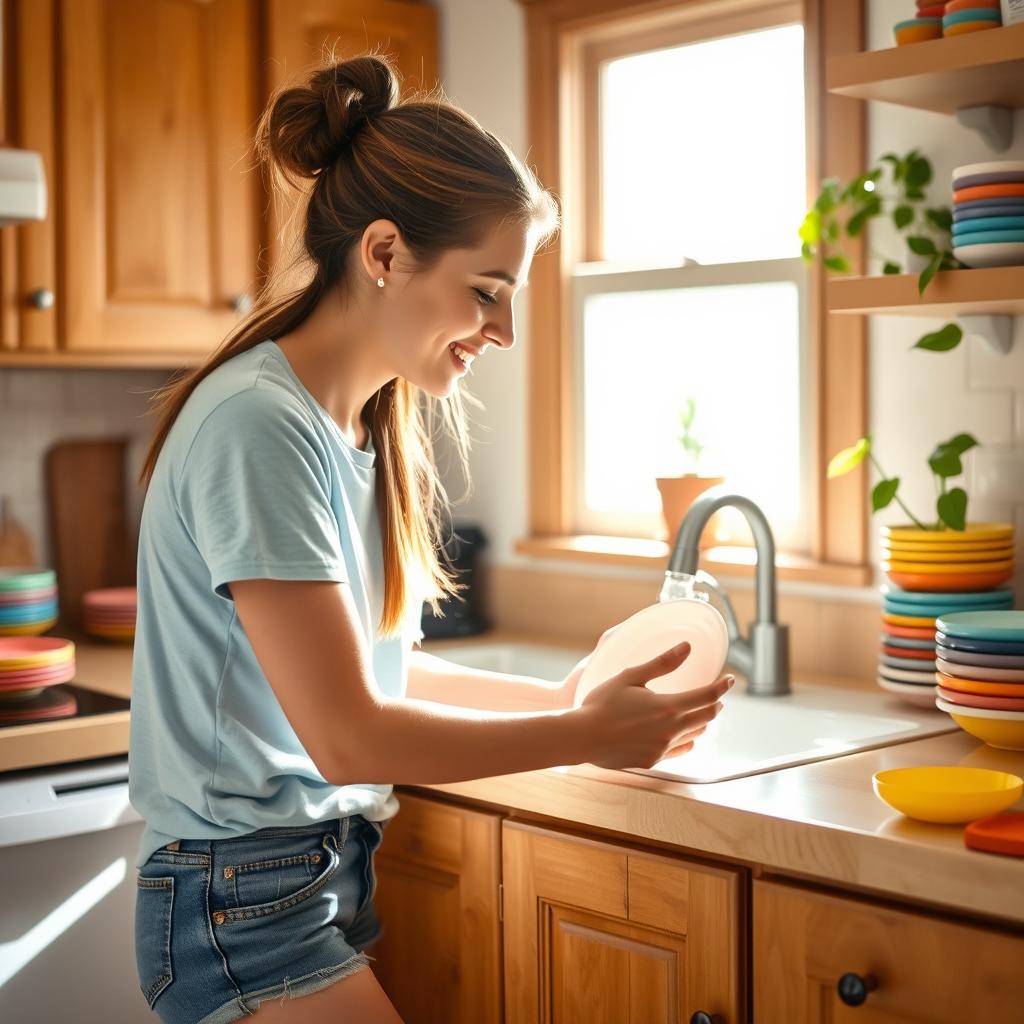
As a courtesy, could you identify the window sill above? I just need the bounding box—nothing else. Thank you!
[514,535,874,587]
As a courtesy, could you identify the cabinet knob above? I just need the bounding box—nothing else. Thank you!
[230,292,253,314]
[837,972,877,1007]
[28,288,54,310]
[689,1013,724,1024]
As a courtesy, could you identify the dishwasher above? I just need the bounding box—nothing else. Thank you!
[0,754,150,1022]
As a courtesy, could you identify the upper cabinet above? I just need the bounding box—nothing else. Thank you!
[0,0,438,367]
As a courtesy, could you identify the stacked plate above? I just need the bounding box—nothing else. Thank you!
[943,0,1003,35]
[878,584,1014,707]
[83,587,137,643]
[935,611,1024,751]
[881,522,1015,592]
[0,568,59,636]
[0,636,76,701]
[952,160,1024,269]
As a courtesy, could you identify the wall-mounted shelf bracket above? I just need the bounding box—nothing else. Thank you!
[955,105,1012,152]
[958,313,1014,355]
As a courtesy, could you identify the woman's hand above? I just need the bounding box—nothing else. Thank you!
[555,622,627,708]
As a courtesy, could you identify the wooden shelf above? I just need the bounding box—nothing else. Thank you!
[827,22,1024,114]
[514,535,874,587]
[827,267,1024,317]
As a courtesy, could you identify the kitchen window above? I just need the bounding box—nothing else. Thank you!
[517,0,871,585]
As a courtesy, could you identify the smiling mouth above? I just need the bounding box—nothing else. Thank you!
[449,343,475,370]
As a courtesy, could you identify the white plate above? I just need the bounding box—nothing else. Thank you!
[877,676,939,708]
[936,657,1024,683]
[952,241,1024,268]
[573,599,729,707]
[935,696,1024,720]
[878,664,938,684]
[953,160,1024,179]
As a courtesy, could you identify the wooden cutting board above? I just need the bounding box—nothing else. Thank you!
[0,496,36,568]
[45,438,137,633]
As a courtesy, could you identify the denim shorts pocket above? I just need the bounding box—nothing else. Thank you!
[135,876,174,1008]
[358,820,385,914]
[213,831,342,923]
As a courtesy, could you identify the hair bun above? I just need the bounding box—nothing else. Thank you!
[265,54,400,181]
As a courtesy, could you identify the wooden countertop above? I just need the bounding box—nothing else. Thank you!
[4,632,1023,928]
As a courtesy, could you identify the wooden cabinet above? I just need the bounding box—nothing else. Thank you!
[6,0,262,363]
[754,878,1024,1023]
[503,821,746,1024]
[1,0,438,366]
[371,792,504,1023]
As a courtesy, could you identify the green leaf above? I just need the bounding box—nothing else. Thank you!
[905,188,926,201]
[944,432,979,457]
[937,488,968,531]
[680,397,696,430]
[824,255,850,273]
[912,322,962,352]
[846,195,882,237]
[883,261,902,275]
[880,153,903,180]
[918,252,943,295]
[799,209,822,246]
[905,155,933,190]
[827,437,870,479]
[907,235,938,256]
[925,207,953,233]
[872,477,900,512]
[893,205,914,230]
[814,180,841,214]
[826,220,840,242]
[800,242,813,262]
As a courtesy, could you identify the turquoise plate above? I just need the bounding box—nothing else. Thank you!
[943,8,1002,26]
[881,585,1015,608]
[936,611,1024,643]
[884,596,1014,616]
[953,229,1024,247]
[953,217,1024,237]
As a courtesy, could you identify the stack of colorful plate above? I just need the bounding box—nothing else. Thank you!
[881,522,1015,592]
[952,160,1024,269]
[943,0,1002,35]
[0,568,59,636]
[935,611,1024,751]
[894,10,943,44]
[0,636,76,701]
[83,587,137,643]
[879,585,1014,707]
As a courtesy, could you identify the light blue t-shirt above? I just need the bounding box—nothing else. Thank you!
[128,339,422,868]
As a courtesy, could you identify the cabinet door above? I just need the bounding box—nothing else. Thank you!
[503,821,746,1024]
[56,0,260,358]
[371,792,503,1024]
[264,0,438,282]
[754,878,1024,1022]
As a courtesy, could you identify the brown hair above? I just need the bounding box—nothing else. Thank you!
[137,52,559,636]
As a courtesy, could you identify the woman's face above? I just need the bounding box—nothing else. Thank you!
[365,218,536,398]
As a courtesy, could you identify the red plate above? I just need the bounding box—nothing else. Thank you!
[882,644,935,660]
[0,661,75,686]
[965,812,1024,857]
[83,587,137,609]
[0,587,57,607]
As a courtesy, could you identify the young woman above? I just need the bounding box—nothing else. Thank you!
[128,54,732,1024]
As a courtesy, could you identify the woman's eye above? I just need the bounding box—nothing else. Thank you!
[473,288,497,305]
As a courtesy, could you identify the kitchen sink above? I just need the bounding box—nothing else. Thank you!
[425,640,959,783]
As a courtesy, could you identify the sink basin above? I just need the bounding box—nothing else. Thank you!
[424,640,959,783]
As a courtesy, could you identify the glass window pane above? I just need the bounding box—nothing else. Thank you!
[601,24,806,266]
[580,282,803,541]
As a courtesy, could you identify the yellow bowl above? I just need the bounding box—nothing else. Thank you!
[873,766,1023,823]
[946,713,1024,752]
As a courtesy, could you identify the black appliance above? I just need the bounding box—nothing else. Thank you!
[420,524,490,639]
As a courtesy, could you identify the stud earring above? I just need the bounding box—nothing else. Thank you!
[377,277,385,288]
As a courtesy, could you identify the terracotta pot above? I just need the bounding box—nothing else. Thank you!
[655,475,726,549]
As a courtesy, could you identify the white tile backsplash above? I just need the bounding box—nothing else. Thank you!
[0,367,173,570]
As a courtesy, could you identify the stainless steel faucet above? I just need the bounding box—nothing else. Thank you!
[667,488,791,696]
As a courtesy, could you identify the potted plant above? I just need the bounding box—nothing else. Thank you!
[655,397,725,549]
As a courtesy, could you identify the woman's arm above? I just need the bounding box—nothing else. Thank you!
[405,648,575,712]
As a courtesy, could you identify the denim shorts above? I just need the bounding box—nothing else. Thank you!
[134,814,387,1023]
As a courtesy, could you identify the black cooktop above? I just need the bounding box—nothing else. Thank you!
[0,684,131,730]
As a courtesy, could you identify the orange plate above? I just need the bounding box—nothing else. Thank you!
[938,672,1024,698]
[887,568,1014,592]
[883,623,937,640]
[953,185,1024,203]
[882,644,935,661]
[965,812,1024,857]
[882,612,937,628]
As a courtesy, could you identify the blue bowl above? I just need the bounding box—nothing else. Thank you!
[953,228,1024,247]
[953,217,1024,237]
[936,633,1024,656]
[954,197,1024,213]
[943,9,1002,27]
[881,585,1015,608]
[954,204,1024,223]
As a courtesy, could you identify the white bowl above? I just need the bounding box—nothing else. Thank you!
[935,696,1024,720]
[953,241,1024,268]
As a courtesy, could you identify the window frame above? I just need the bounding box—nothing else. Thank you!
[515,0,870,586]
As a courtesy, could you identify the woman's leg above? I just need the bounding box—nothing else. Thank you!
[249,965,405,1023]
